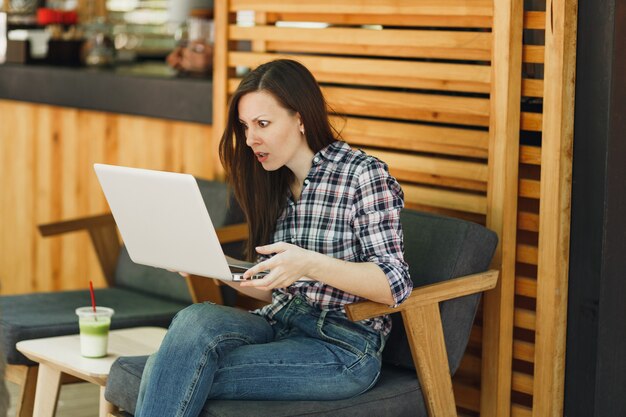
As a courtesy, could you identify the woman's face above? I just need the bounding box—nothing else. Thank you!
[238,90,308,173]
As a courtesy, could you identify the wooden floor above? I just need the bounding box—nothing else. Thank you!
[6,380,100,417]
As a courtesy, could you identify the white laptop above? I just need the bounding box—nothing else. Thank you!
[93,163,267,282]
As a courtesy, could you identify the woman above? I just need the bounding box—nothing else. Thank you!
[135,59,412,417]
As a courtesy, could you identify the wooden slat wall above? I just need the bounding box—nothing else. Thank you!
[214,1,576,416]
[0,100,213,295]
[215,0,494,224]
[214,1,493,415]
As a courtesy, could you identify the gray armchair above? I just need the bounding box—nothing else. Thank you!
[0,179,253,417]
[105,209,498,417]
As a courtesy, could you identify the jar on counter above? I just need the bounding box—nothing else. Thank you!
[5,0,45,25]
[81,17,114,67]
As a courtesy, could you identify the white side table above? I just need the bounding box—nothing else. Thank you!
[16,326,167,417]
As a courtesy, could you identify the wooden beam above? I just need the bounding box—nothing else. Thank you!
[533,0,578,415]
[212,0,231,179]
[481,0,523,416]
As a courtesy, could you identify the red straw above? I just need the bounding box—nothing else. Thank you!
[89,280,97,313]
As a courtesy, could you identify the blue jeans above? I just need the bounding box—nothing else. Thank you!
[135,295,385,417]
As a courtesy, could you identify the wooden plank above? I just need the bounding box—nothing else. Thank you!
[522,78,544,97]
[264,40,493,61]
[515,307,536,331]
[512,404,533,417]
[514,339,535,363]
[523,45,545,63]
[228,51,492,93]
[453,383,480,412]
[364,148,488,182]
[0,101,33,294]
[230,25,492,49]
[230,26,492,60]
[517,243,538,266]
[516,276,538,298]
[230,0,494,16]
[340,119,489,159]
[481,0,523,416]
[403,184,487,215]
[265,12,492,28]
[533,0,578,415]
[524,11,546,29]
[323,87,490,127]
[512,371,534,395]
[519,179,540,199]
[521,112,543,131]
[391,169,486,192]
[518,211,540,232]
[520,145,542,165]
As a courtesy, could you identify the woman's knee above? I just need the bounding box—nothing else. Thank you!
[172,303,226,328]
[166,302,273,349]
[169,303,255,337]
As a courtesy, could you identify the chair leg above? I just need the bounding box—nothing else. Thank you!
[6,364,39,417]
[402,304,458,417]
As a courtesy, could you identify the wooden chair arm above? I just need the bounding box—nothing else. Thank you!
[345,269,499,322]
[38,213,116,236]
[185,222,248,304]
[38,213,120,287]
[214,223,248,244]
[345,269,498,417]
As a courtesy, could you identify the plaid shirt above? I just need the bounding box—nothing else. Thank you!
[253,141,412,336]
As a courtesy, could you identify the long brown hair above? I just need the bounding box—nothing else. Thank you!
[219,59,338,260]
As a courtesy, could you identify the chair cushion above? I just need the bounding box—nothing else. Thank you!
[0,288,187,366]
[105,355,428,417]
[114,248,194,304]
[382,210,498,373]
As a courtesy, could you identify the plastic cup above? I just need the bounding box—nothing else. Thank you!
[75,306,114,358]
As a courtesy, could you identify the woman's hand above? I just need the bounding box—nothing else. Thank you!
[240,242,317,290]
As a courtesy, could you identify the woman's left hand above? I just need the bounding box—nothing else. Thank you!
[240,242,317,289]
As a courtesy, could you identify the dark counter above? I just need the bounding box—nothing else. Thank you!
[0,64,212,124]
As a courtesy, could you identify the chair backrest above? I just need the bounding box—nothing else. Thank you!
[383,209,498,374]
[113,179,244,303]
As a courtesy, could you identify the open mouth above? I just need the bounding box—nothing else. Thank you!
[255,152,269,162]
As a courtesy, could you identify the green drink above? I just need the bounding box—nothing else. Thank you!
[76,307,114,358]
